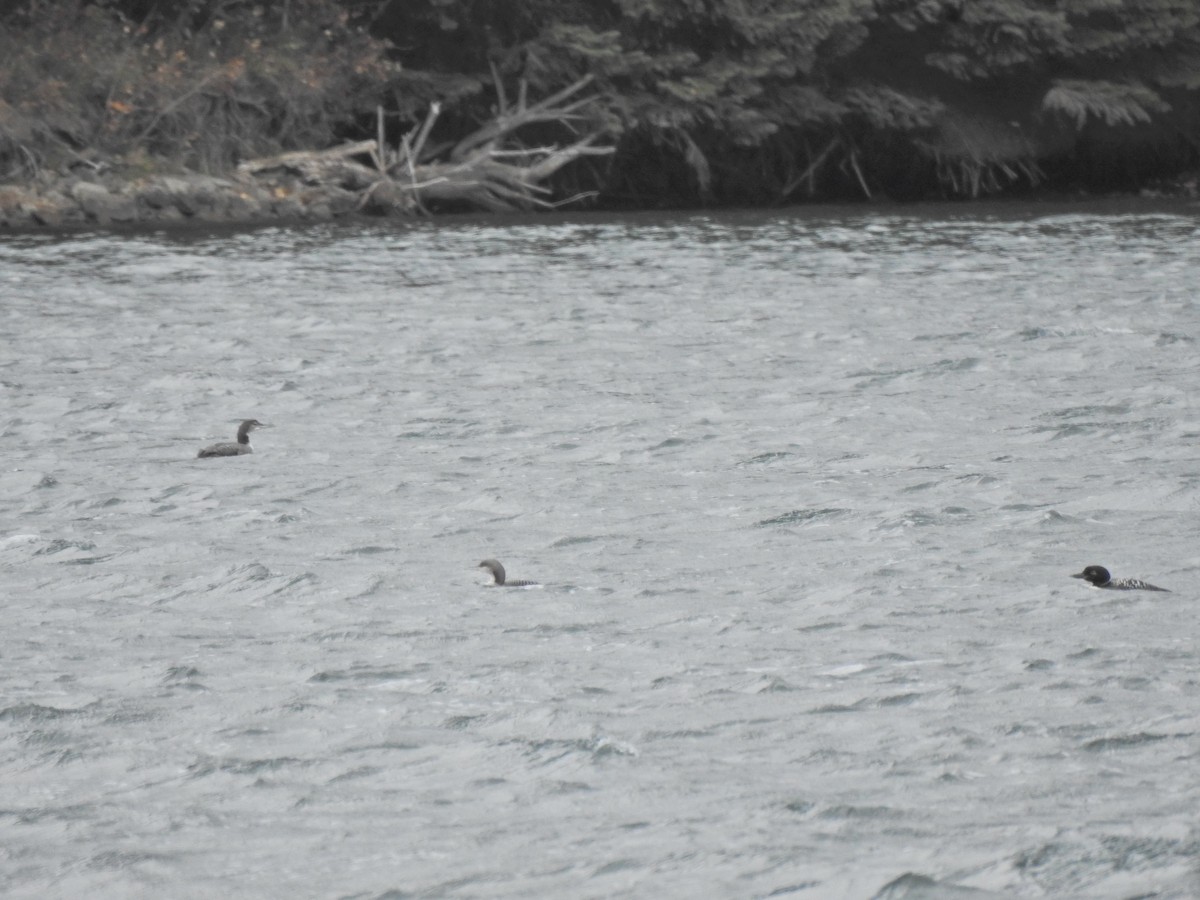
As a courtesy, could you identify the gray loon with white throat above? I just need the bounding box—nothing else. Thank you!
[478,559,538,587]
[1071,565,1169,592]
[198,419,267,458]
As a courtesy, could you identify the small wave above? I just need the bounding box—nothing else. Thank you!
[782,798,815,815]
[643,728,713,740]
[1155,331,1194,345]
[1045,403,1131,419]
[88,850,176,871]
[1011,831,1195,895]
[228,562,271,581]
[61,554,116,566]
[187,755,307,778]
[871,872,1008,898]
[304,625,407,643]
[1081,731,1171,752]
[0,534,40,548]
[512,734,639,765]
[552,534,604,547]
[1037,510,1076,526]
[34,538,97,556]
[0,702,92,722]
[901,477,940,494]
[875,510,940,530]
[593,858,639,876]
[325,766,382,785]
[929,356,980,372]
[819,804,902,820]
[870,652,915,663]
[809,701,870,714]
[344,545,397,555]
[751,676,799,693]
[308,665,429,685]
[738,450,794,466]
[798,621,846,633]
[756,508,847,527]
[203,563,315,596]
[1019,325,1071,340]
[443,714,487,730]
[954,472,998,485]
[877,692,923,707]
[649,437,687,451]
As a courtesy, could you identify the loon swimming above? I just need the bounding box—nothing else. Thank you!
[478,559,538,587]
[198,419,267,458]
[1071,565,1169,592]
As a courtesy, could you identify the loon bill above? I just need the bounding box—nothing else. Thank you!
[198,419,267,458]
[1071,565,1169,592]
[478,559,539,587]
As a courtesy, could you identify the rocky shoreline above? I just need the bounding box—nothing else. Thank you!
[0,79,615,232]
[3,164,1197,232]
[0,169,378,231]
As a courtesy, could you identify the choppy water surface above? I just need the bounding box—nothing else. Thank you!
[2,202,1199,899]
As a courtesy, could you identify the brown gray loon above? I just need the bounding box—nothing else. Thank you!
[478,559,538,587]
[1071,565,1169,592]
[198,419,267,458]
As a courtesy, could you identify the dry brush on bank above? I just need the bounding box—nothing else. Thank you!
[0,0,616,227]
[0,0,397,178]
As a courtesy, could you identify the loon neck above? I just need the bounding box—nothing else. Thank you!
[235,419,263,444]
[479,559,507,585]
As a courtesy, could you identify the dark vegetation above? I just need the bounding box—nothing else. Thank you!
[1,0,1198,214]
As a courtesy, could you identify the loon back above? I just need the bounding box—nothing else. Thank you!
[1071,564,1169,592]
[198,442,253,458]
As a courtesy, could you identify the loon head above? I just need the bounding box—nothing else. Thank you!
[1072,565,1111,587]
[236,419,267,442]
[477,559,506,585]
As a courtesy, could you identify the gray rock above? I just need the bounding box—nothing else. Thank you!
[70,181,137,222]
[270,194,306,219]
[361,180,414,215]
[324,186,360,216]
[135,177,186,210]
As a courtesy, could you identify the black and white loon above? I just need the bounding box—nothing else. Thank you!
[1071,565,1169,592]
[198,419,267,458]
[478,559,538,587]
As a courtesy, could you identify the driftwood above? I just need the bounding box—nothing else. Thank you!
[237,139,379,191]
[236,74,615,216]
